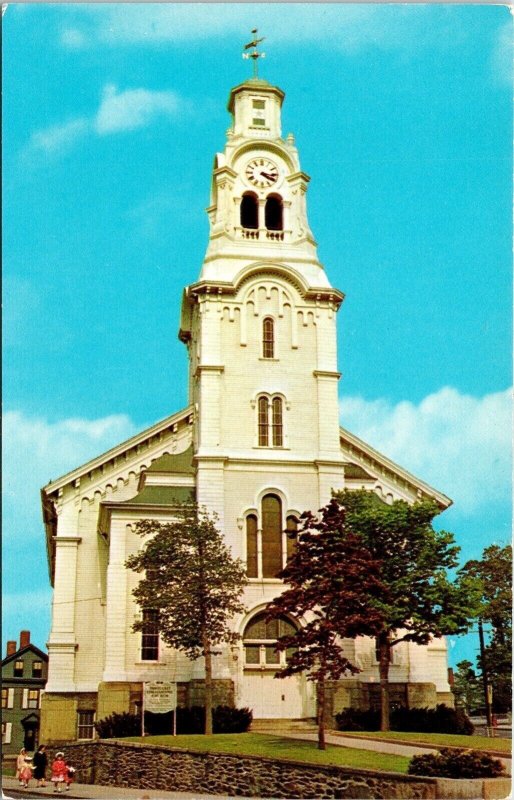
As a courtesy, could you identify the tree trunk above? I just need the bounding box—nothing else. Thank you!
[316,677,326,750]
[204,637,213,735]
[378,632,391,732]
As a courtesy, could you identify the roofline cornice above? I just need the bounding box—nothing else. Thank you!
[339,425,452,509]
[42,405,194,495]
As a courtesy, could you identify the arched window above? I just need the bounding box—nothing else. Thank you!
[258,397,269,446]
[246,514,258,578]
[240,192,258,229]
[257,394,285,448]
[286,515,298,562]
[262,493,282,578]
[263,317,274,359]
[243,611,297,666]
[272,397,283,447]
[265,194,283,231]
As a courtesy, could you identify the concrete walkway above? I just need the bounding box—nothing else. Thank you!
[277,731,435,758]
[1,776,225,800]
[278,731,512,775]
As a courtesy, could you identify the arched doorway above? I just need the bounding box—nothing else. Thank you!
[239,611,314,719]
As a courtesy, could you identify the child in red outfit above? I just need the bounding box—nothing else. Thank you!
[51,753,68,794]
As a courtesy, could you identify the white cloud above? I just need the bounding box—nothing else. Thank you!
[94,84,180,135]
[339,387,512,515]
[28,83,182,156]
[2,410,138,539]
[60,27,88,49]
[29,117,89,154]
[57,4,439,52]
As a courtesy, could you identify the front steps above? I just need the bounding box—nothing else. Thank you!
[250,717,317,733]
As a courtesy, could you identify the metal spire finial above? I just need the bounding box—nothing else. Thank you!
[242,28,266,78]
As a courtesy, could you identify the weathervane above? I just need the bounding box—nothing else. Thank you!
[242,28,266,78]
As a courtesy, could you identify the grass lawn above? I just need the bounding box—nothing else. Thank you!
[125,733,410,773]
[336,731,512,754]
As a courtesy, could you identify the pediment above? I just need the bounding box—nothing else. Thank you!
[340,425,451,509]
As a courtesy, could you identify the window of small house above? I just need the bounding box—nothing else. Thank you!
[32,661,43,678]
[27,690,39,709]
[13,660,23,677]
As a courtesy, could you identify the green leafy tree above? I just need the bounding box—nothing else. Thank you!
[267,499,386,750]
[452,660,482,712]
[334,489,476,731]
[460,544,512,712]
[125,506,247,734]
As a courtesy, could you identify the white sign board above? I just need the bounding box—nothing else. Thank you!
[144,681,177,714]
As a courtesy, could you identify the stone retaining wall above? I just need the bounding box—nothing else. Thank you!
[44,740,437,799]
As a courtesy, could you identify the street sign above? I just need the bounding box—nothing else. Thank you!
[144,681,177,714]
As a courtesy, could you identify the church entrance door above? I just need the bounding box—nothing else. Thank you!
[241,671,305,718]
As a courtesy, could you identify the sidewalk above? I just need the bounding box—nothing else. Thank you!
[1,776,224,800]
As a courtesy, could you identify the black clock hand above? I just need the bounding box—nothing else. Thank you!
[260,171,277,181]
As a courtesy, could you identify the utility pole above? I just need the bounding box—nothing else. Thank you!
[478,618,494,736]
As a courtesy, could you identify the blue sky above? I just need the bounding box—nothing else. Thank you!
[3,4,511,672]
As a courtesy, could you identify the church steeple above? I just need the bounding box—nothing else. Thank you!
[199,59,336,291]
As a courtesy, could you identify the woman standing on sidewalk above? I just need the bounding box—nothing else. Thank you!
[33,744,48,787]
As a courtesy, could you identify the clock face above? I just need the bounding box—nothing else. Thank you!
[245,158,279,189]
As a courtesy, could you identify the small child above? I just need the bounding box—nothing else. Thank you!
[51,752,68,794]
[20,756,33,789]
[65,765,76,791]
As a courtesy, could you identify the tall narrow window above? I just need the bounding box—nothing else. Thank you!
[272,397,283,447]
[258,397,269,446]
[265,195,283,231]
[246,514,258,578]
[14,661,23,677]
[286,515,298,562]
[263,318,274,359]
[262,494,282,578]
[77,710,95,740]
[141,609,159,661]
[240,192,258,229]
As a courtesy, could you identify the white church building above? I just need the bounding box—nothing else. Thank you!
[40,71,454,742]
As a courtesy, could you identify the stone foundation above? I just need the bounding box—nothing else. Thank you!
[42,740,438,799]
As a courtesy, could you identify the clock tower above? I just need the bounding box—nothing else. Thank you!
[179,71,345,715]
[180,73,345,516]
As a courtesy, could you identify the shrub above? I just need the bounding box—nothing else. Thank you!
[176,706,205,734]
[335,708,380,731]
[335,704,474,735]
[408,748,506,779]
[95,712,141,739]
[213,705,252,733]
[392,705,474,735]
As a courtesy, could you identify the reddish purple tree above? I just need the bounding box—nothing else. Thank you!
[267,499,385,749]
